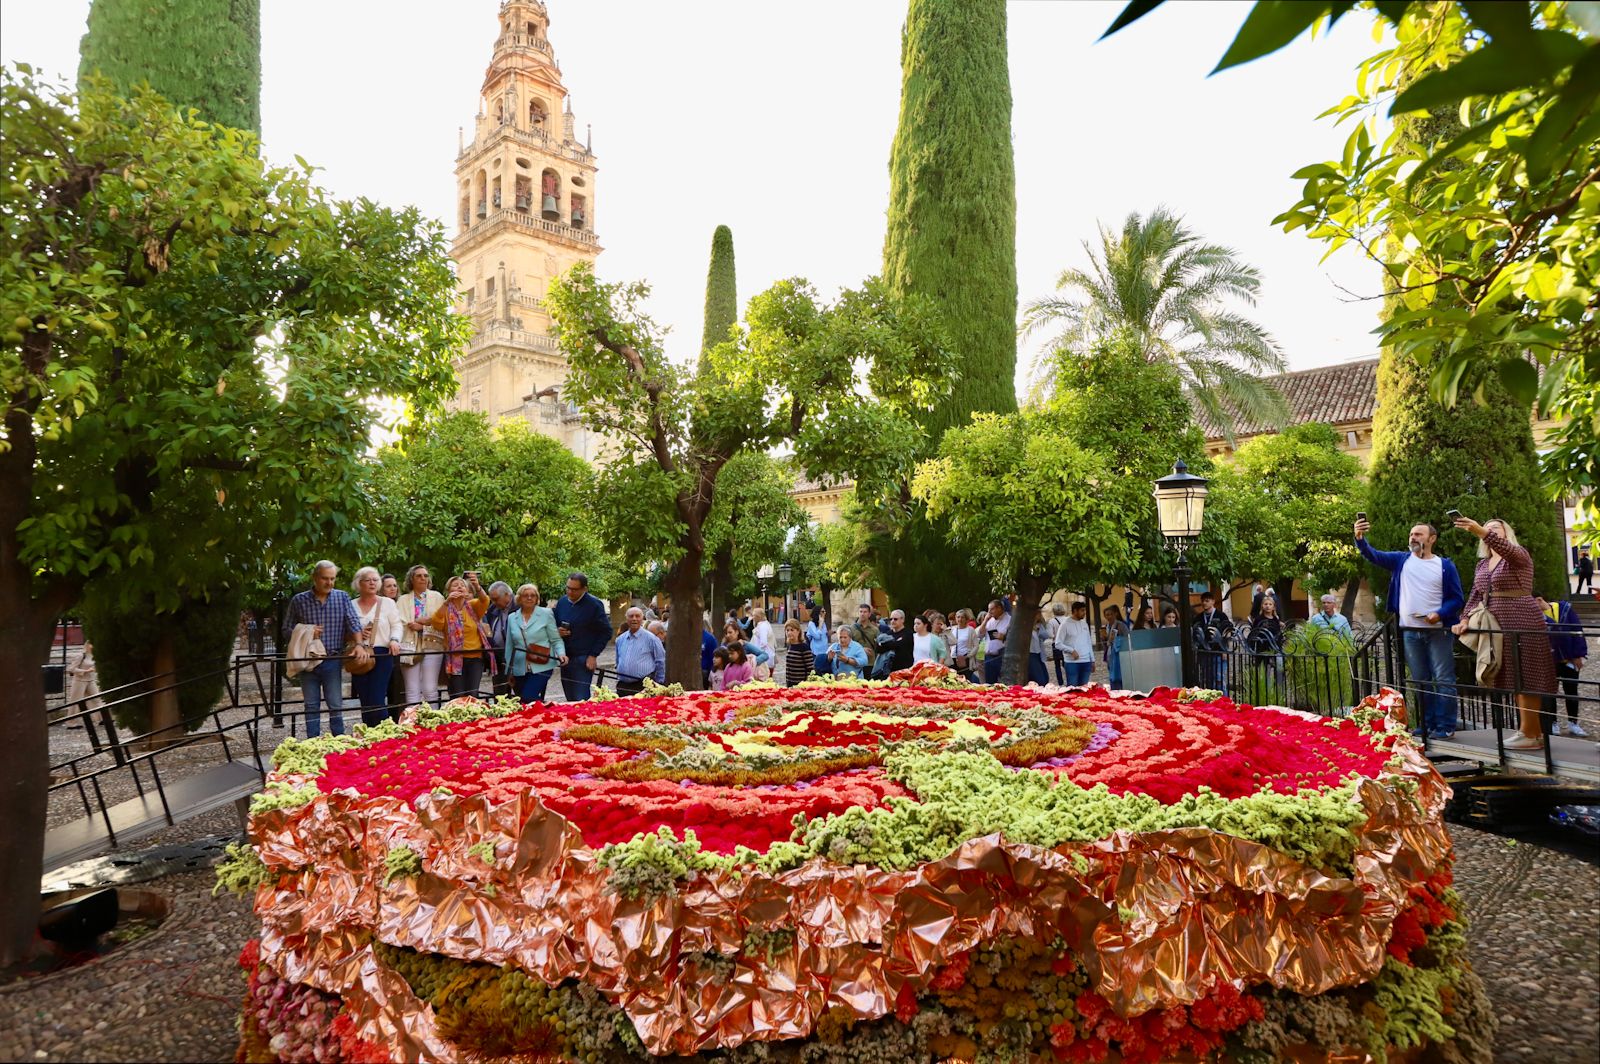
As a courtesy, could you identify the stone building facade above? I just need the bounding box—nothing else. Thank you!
[446,0,604,461]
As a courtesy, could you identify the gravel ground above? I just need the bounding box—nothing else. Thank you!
[1,820,1593,1064]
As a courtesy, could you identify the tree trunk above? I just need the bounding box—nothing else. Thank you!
[662,552,707,689]
[1001,567,1048,686]
[0,579,58,969]
[146,630,182,748]
[1341,575,1362,625]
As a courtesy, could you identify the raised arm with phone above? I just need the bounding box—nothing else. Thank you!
[1353,514,1465,739]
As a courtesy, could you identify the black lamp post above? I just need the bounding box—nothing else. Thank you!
[1153,460,1209,688]
[777,561,793,621]
[756,564,775,614]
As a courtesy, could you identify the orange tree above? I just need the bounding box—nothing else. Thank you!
[0,68,467,967]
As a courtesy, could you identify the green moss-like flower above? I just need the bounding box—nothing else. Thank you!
[248,781,320,815]
[383,845,424,885]
[212,841,273,897]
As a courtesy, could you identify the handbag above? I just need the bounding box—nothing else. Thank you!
[526,643,552,665]
[342,641,377,676]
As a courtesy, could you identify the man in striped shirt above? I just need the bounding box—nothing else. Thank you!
[282,560,364,737]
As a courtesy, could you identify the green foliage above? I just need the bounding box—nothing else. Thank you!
[699,224,737,362]
[1284,624,1357,717]
[368,411,612,596]
[1023,206,1288,434]
[1044,333,1233,588]
[1367,356,1566,602]
[874,0,1018,613]
[79,582,242,734]
[382,845,423,885]
[912,410,1141,598]
[79,0,261,133]
[0,69,469,613]
[1205,423,1366,594]
[702,453,807,598]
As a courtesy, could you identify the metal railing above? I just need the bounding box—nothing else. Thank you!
[1195,615,1598,777]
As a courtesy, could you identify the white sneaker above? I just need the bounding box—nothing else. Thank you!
[1568,721,1590,738]
[1553,720,1569,736]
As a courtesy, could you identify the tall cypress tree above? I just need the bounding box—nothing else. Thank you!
[700,225,738,365]
[699,225,740,624]
[79,0,261,133]
[1367,108,1566,604]
[873,0,1018,610]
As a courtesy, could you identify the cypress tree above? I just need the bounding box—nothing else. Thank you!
[699,225,739,624]
[700,225,738,364]
[874,0,1018,610]
[79,0,262,133]
[1367,107,1566,604]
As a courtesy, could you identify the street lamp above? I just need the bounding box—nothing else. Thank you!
[776,562,793,621]
[756,564,775,615]
[1153,460,1209,687]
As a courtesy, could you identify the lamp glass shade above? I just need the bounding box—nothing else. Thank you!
[1153,461,1209,539]
[756,564,775,581]
[777,562,793,583]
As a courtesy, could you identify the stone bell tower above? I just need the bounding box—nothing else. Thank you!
[448,0,603,460]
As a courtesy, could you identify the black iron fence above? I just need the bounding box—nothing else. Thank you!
[1195,615,1599,777]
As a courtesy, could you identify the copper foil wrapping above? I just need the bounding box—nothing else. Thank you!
[250,696,1452,1059]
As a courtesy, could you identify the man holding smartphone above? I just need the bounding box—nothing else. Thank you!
[1355,515,1465,738]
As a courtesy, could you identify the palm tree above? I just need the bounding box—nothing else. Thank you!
[1022,207,1289,435]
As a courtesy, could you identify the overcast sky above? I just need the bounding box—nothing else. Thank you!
[4,1,1389,387]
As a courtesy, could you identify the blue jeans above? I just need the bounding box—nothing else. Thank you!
[1200,651,1228,692]
[1062,661,1092,686]
[1402,628,1458,733]
[1028,653,1050,686]
[300,658,346,737]
[516,669,554,704]
[352,647,397,726]
[560,659,594,701]
[983,655,1003,684]
[1052,651,1067,686]
[812,652,832,675]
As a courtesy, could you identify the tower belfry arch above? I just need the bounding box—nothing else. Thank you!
[448,0,603,460]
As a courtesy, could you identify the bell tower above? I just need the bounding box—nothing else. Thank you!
[448,0,602,459]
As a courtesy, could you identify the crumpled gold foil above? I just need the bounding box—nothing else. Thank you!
[250,691,1453,1059]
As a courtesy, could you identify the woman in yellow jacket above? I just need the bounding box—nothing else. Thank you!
[431,573,491,697]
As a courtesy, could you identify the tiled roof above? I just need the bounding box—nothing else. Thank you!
[1194,358,1378,442]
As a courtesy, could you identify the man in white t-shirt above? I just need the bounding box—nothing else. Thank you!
[982,599,1010,684]
[1356,517,1465,738]
[1054,601,1095,687]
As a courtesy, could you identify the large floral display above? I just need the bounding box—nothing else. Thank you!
[229,672,1493,1063]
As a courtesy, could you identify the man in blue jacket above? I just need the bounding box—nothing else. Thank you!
[1539,596,1590,737]
[1355,517,1465,738]
[553,571,612,701]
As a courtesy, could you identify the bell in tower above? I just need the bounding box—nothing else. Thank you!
[541,170,561,221]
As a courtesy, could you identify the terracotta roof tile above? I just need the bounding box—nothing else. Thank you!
[1194,358,1378,442]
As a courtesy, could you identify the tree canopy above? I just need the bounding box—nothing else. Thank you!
[0,67,467,966]
[367,411,613,596]
[545,262,948,684]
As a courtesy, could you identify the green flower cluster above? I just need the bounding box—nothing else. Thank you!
[467,838,499,866]
[248,781,321,815]
[741,927,796,963]
[415,694,523,729]
[382,845,423,885]
[212,841,272,897]
[594,827,737,898]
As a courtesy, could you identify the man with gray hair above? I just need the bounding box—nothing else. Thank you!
[482,580,516,698]
[613,606,666,696]
[1308,594,1353,640]
[282,560,364,737]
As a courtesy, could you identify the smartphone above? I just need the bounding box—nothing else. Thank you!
[1445,509,1461,520]
[1355,512,1367,522]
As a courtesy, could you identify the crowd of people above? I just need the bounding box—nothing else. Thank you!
[273,510,1590,749]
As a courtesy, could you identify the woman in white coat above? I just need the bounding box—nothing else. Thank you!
[351,566,404,725]
[397,564,446,708]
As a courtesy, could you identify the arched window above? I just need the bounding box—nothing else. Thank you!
[491,175,502,210]
[540,169,561,221]
[514,174,533,212]
[570,193,587,230]
[459,195,471,229]
[475,170,488,219]
[529,99,548,131]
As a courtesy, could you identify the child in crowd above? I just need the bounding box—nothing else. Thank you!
[720,643,754,690]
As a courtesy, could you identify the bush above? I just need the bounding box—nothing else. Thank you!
[1284,624,1357,715]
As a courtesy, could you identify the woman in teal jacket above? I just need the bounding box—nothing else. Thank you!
[504,584,568,703]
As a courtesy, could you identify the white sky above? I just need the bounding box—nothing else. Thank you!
[3,1,1389,388]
